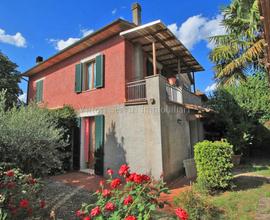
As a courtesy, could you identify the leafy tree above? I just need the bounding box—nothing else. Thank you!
[0,51,22,108]
[227,72,270,123]
[0,91,69,177]
[209,0,265,85]
[206,72,270,154]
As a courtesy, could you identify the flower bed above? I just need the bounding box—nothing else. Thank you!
[0,167,46,219]
[76,164,189,220]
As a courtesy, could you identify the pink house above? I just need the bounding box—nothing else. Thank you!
[23,3,208,181]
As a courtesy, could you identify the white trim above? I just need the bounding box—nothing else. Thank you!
[35,77,45,83]
[81,52,101,63]
[78,111,101,118]
[120,20,162,36]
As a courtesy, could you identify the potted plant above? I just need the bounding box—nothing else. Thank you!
[168,76,177,86]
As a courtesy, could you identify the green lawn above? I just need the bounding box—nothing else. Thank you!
[172,159,270,220]
[210,160,270,220]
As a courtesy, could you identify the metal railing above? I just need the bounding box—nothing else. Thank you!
[166,84,183,104]
[126,79,146,102]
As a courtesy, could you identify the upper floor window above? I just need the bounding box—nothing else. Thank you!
[83,59,96,91]
[75,54,104,93]
[35,79,43,103]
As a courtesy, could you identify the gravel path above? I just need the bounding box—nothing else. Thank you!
[41,179,96,220]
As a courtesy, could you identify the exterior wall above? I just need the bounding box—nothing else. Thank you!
[77,102,164,179]
[158,76,192,181]
[28,36,127,110]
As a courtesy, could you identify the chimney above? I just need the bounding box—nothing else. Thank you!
[132,3,142,25]
[36,56,43,64]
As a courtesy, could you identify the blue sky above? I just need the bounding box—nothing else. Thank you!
[0,0,230,100]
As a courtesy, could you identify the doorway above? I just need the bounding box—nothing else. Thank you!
[80,115,104,175]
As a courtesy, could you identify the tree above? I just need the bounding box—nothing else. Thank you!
[0,91,70,177]
[0,51,22,109]
[209,0,265,85]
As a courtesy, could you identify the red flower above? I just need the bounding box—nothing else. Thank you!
[123,195,133,205]
[133,174,143,184]
[175,208,189,220]
[126,173,136,182]
[6,170,14,177]
[110,178,121,189]
[19,199,29,208]
[102,189,111,197]
[105,202,115,211]
[142,174,150,182]
[119,164,129,176]
[83,217,91,220]
[125,216,137,220]
[107,169,114,176]
[40,200,46,208]
[90,206,101,217]
[99,180,105,187]
[76,210,85,217]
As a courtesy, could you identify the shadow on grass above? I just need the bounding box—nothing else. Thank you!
[232,175,270,191]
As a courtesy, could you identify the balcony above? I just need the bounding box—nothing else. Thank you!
[166,83,183,104]
[125,76,203,107]
[126,79,147,104]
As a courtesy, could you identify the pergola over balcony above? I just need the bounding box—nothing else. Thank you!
[120,20,204,76]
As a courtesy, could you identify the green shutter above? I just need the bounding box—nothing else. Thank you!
[75,63,82,93]
[95,54,104,88]
[36,80,43,103]
[94,115,104,175]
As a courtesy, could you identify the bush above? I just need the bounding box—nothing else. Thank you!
[76,164,187,220]
[0,167,46,219]
[174,188,219,220]
[0,91,69,177]
[194,140,233,191]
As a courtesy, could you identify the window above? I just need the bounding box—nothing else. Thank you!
[83,60,96,91]
[35,79,43,103]
[75,54,104,93]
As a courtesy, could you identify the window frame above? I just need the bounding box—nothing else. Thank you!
[82,59,96,92]
[35,78,44,103]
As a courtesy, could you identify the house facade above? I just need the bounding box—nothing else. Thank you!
[23,4,207,181]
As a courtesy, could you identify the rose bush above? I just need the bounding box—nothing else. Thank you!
[0,166,46,219]
[76,164,188,220]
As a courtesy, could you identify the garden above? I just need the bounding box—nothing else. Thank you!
[1,0,270,219]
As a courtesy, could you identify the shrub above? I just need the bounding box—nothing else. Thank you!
[0,91,68,177]
[194,140,233,191]
[0,167,46,219]
[76,164,187,220]
[174,188,219,220]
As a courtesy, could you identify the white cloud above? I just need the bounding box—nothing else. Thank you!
[49,28,94,51]
[205,82,217,93]
[168,14,225,50]
[112,8,117,15]
[18,93,27,103]
[80,28,94,37]
[0,28,26,47]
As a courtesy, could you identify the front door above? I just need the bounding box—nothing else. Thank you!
[82,115,104,175]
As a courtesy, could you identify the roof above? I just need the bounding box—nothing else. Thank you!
[22,19,204,77]
[120,20,204,74]
[22,19,135,76]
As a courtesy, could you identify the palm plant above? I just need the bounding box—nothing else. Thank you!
[209,0,265,85]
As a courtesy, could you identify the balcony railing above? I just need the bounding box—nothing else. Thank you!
[126,80,146,102]
[166,84,183,104]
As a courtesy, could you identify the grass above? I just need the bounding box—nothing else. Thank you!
[210,159,270,220]
[173,158,270,220]
[211,183,270,220]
